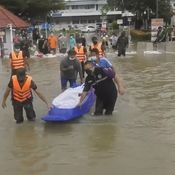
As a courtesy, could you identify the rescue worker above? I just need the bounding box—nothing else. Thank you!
[48,32,58,54]
[89,36,105,57]
[10,44,29,75]
[60,49,83,91]
[74,39,87,77]
[2,68,49,124]
[78,61,117,115]
[88,48,125,95]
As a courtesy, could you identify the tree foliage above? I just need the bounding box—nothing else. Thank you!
[0,0,65,19]
[107,0,171,22]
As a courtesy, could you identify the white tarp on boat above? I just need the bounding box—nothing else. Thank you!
[52,85,84,109]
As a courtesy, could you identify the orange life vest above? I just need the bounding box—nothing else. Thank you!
[11,51,25,70]
[12,75,32,102]
[90,43,104,57]
[74,46,86,62]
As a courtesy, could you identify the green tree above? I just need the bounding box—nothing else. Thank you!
[107,0,171,24]
[0,0,65,19]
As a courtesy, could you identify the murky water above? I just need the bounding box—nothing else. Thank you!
[1,51,175,175]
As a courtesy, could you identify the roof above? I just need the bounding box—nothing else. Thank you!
[0,6,29,28]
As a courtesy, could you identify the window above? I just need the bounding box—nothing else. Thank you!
[72,5,79,9]
[72,19,79,24]
[85,5,95,9]
[80,20,87,24]
[88,20,95,23]
[96,4,98,10]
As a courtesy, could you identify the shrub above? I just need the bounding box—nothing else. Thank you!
[130,29,151,41]
[112,21,119,30]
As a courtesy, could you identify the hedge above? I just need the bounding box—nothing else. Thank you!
[130,29,151,41]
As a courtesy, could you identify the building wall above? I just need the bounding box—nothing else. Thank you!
[65,0,106,6]
[170,0,175,25]
[52,0,129,28]
[170,0,175,11]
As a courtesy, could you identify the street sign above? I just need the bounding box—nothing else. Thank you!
[117,19,123,25]
[151,18,164,42]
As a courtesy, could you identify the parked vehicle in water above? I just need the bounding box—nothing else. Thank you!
[81,25,96,33]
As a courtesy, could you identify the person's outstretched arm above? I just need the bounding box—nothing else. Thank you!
[2,87,11,108]
[77,60,83,83]
[34,89,49,109]
[114,73,125,95]
[77,91,88,106]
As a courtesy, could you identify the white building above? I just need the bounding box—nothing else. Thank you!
[52,0,132,28]
[170,0,175,11]
[170,0,175,25]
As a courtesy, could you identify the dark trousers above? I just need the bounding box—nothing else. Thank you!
[94,93,117,115]
[81,61,85,78]
[118,48,126,57]
[61,77,76,90]
[12,101,36,123]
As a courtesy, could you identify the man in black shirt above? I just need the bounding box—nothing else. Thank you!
[2,68,49,123]
[78,61,117,115]
[116,31,128,57]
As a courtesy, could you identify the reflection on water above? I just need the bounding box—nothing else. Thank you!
[1,53,175,175]
[11,124,49,175]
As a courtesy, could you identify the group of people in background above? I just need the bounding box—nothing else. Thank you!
[1,27,127,123]
[12,27,129,59]
[60,35,125,116]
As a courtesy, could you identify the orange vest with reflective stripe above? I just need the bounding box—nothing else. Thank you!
[74,46,86,62]
[12,75,32,102]
[11,51,25,70]
[90,43,104,57]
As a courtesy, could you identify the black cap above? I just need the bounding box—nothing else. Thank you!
[92,36,97,41]
[14,44,20,50]
[16,68,26,81]
[68,49,76,56]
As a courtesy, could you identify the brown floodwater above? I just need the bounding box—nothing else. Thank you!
[0,51,175,175]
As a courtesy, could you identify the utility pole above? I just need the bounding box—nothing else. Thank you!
[8,24,13,52]
[156,0,159,18]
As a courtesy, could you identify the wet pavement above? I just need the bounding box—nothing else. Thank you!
[0,50,175,175]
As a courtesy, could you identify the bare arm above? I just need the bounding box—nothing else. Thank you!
[84,48,88,61]
[77,61,83,83]
[79,69,83,83]
[114,73,125,95]
[77,91,88,106]
[24,57,30,71]
[2,87,11,108]
[34,89,49,108]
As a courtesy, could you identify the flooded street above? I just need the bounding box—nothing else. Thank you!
[1,51,175,175]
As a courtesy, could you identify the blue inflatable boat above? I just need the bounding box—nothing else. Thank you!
[42,85,96,122]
